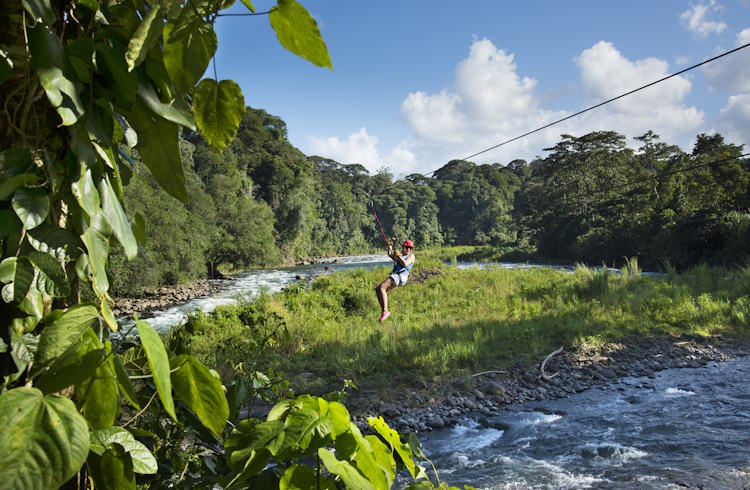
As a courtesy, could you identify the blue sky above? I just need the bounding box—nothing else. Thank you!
[214,1,750,176]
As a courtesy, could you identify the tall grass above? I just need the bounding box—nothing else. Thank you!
[173,260,750,398]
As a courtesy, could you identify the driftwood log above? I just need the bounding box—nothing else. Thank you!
[540,346,564,380]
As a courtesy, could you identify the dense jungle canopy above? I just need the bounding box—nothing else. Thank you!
[111,108,750,296]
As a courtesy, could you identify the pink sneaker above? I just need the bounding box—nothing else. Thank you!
[378,310,390,322]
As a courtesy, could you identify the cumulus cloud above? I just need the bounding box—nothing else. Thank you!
[702,28,750,92]
[680,1,727,37]
[573,41,704,140]
[717,93,750,148]
[308,38,706,174]
[398,38,703,169]
[307,128,381,172]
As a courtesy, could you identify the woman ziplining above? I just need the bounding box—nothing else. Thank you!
[369,201,416,322]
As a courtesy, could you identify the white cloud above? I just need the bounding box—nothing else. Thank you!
[675,55,691,65]
[702,28,750,92]
[680,1,727,37]
[307,128,381,172]
[308,38,708,175]
[718,93,750,148]
[573,41,704,141]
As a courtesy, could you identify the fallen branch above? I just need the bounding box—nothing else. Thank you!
[442,370,507,392]
[540,346,563,380]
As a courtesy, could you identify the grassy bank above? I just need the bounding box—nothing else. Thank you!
[170,258,750,399]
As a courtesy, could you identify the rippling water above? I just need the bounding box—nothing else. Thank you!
[414,356,750,489]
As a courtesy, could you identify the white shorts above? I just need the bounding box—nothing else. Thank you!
[390,271,409,286]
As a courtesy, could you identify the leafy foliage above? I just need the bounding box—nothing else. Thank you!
[0,1,455,489]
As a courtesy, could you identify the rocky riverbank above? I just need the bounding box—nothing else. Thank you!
[340,333,750,434]
[113,278,229,318]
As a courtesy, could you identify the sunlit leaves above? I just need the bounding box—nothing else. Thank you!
[137,83,196,130]
[27,25,85,126]
[28,250,69,297]
[192,79,245,151]
[71,164,101,219]
[240,0,255,12]
[90,427,158,474]
[318,448,376,490]
[370,415,418,478]
[99,174,137,259]
[0,257,34,304]
[136,319,177,421]
[75,330,118,429]
[269,0,332,69]
[35,304,98,366]
[12,187,49,230]
[171,354,229,437]
[27,224,78,261]
[280,465,336,490]
[163,19,217,94]
[80,211,112,296]
[0,388,90,490]
[127,102,188,202]
[125,5,166,72]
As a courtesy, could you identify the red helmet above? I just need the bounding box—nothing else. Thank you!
[403,239,414,248]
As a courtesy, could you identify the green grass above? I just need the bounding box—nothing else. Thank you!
[172,258,750,399]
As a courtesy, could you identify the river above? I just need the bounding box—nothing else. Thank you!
[415,355,750,489]
[126,256,749,488]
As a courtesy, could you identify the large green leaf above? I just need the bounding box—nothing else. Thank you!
[12,187,49,230]
[26,224,79,261]
[125,5,165,71]
[276,407,333,460]
[225,419,284,470]
[192,78,245,151]
[280,465,336,490]
[87,444,136,490]
[1,257,35,304]
[163,19,217,94]
[136,319,176,421]
[369,416,417,478]
[0,388,90,490]
[96,44,138,105]
[0,174,41,201]
[21,0,55,24]
[35,347,104,395]
[71,163,100,219]
[269,0,332,69]
[75,330,118,429]
[109,343,140,409]
[98,173,137,259]
[137,83,196,130]
[335,424,394,489]
[90,427,158,474]
[35,304,98,366]
[318,448,375,490]
[127,102,187,202]
[80,211,111,296]
[170,354,229,437]
[28,24,85,126]
[28,250,70,297]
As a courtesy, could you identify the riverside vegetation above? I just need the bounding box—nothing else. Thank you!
[0,1,466,489]
[172,258,750,417]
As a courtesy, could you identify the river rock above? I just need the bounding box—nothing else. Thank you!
[483,381,506,396]
[428,415,445,428]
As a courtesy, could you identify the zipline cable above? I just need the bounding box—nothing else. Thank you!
[424,41,750,176]
[368,200,390,246]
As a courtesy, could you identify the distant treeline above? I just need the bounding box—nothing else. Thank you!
[110,108,750,295]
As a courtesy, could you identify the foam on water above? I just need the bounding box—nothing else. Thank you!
[443,419,504,452]
[664,387,695,396]
[522,412,563,426]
